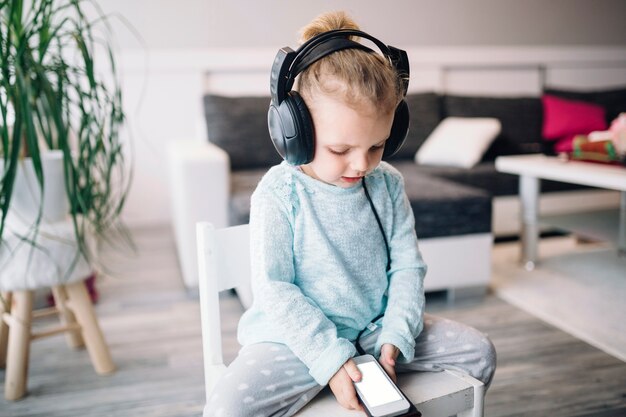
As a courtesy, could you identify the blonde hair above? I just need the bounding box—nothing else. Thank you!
[296,11,404,115]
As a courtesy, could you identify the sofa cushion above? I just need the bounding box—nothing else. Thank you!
[204,95,283,170]
[393,163,492,238]
[544,87,626,124]
[442,95,546,159]
[409,192,490,238]
[386,92,441,161]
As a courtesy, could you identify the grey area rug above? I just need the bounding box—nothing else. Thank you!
[491,237,626,363]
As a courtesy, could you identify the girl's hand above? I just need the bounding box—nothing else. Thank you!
[328,358,364,411]
[379,344,400,383]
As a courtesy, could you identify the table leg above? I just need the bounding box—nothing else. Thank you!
[617,191,626,256]
[520,175,540,271]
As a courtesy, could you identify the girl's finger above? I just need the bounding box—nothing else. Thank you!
[382,345,397,365]
[343,359,362,382]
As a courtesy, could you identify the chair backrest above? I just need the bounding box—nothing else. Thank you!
[196,222,251,401]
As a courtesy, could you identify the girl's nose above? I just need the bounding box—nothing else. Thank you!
[351,153,369,174]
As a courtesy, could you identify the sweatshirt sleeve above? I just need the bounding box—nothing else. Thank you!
[375,173,427,363]
[249,186,356,385]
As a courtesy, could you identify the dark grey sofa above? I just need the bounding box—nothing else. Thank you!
[179,87,625,296]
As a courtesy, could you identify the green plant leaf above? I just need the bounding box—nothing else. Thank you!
[0,0,134,278]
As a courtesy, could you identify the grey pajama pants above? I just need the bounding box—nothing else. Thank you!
[205,313,497,417]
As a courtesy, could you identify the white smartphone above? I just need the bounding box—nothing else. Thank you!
[352,354,411,417]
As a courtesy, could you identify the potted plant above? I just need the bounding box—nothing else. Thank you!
[0,0,132,272]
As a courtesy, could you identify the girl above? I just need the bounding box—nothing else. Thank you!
[207,11,496,417]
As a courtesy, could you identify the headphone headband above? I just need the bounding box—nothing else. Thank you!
[270,29,409,105]
[291,38,374,80]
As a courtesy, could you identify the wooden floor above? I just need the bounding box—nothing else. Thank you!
[1,225,625,417]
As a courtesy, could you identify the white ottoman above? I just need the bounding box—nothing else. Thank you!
[0,217,114,400]
[0,217,92,291]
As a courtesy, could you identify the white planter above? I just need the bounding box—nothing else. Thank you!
[3,150,70,225]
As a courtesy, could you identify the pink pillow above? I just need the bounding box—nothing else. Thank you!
[542,94,607,140]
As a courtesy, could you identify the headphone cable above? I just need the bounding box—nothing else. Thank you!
[362,177,391,272]
[355,312,385,355]
[355,178,390,356]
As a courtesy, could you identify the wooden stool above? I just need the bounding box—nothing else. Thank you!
[0,218,114,400]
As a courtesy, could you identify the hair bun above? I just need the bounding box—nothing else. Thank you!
[299,11,360,43]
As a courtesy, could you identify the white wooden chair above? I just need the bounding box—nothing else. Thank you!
[197,222,485,417]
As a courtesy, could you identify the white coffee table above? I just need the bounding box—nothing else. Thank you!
[495,154,626,270]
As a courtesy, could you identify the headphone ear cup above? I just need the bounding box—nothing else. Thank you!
[383,100,409,160]
[268,92,314,165]
[268,103,288,160]
[281,91,315,165]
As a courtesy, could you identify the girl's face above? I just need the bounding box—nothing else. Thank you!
[301,92,395,188]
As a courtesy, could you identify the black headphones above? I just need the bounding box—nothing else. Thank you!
[268,29,410,165]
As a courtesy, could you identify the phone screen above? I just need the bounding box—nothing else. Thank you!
[354,361,403,407]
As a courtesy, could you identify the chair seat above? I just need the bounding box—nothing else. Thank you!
[0,217,92,291]
[297,370,479,417]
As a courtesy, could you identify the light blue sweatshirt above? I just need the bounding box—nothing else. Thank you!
[237,161,427,386]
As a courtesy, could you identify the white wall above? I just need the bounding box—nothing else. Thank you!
[101,0,626,50]
[94,0,626,226]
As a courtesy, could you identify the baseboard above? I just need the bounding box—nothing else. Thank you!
[419,233,492,292]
